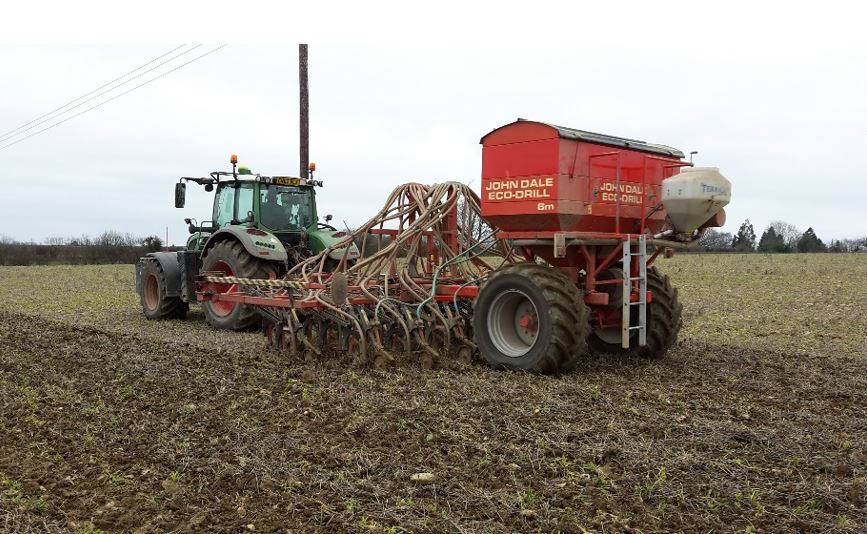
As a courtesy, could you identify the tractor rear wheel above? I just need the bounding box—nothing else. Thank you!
[140,259,188,320]
[473,263,590,374]
[589,266,682,358]
[201,240,277,330]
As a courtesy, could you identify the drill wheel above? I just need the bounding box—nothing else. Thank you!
[474,263,590,374]
[589,266,682,359]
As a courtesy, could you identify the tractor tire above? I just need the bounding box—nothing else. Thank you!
[201,240,277,331]
[589,266,682,358]
[473,263,590,374]
[140,259,188,320]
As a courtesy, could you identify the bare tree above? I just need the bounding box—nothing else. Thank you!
[44,236,68,246]
[699,229,734,251]
[839,237,867,253]
[457,197,495,245]
[769,220,800,251]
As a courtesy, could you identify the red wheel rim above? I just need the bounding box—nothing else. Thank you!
[210,260,237,317]
[144,274,159,311]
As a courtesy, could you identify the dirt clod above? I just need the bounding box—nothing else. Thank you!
[410,472,436,484]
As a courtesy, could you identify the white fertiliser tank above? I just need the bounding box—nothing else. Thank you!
[661,167,731,233]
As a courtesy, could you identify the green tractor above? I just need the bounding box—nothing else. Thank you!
[135,156,359,330]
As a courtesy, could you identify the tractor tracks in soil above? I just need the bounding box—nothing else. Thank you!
[1,308,867,533]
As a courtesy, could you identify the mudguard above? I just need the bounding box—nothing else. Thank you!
[135,252,183,297]
[185,231,211,252]
[307,228,361,261]
[201,226,288,263]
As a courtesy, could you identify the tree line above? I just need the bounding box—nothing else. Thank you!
[699,220,867,253]
[0,231,164,266]
[2,221,864,266]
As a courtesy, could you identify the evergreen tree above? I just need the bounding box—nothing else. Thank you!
[796,227,827,252]
[758,227,785,252]
[141,235,164,253]
[769,220,799,252]
[732,219,757,252]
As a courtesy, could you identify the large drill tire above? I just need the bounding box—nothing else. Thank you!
[201,240,277,331]
[140,259,188,320]
[589,266,682,358]
[473,263,590,374]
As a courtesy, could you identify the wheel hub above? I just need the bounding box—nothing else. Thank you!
[487,289,539,357]
[143,273,160,311]
[209,260,237,317]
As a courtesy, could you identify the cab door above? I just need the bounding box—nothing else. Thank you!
[213,182,255,227]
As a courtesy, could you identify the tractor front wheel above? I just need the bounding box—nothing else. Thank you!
[473,263,590,374]
[589,266,682,358]
[140,259,188,320]
[201,240,277,330]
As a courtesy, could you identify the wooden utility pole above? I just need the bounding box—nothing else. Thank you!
[299,44,309,179]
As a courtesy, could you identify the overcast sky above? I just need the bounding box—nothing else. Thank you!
[2,10,865,244]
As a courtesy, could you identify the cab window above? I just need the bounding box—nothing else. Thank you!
[259,186,314,230]
[214,183,254,227]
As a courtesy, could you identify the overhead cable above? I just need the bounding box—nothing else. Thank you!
[0,45,227,152]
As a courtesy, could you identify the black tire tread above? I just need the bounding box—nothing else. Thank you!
[476,263,591,374]
[589,265,682,358]
[643,266,683,357]
[140,259,188,320]
[202,240,277,330]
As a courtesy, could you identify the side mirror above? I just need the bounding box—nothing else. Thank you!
[204,184,214,192]
[246,210,256,224]
[175,182,186,208]
[325,214,333,222]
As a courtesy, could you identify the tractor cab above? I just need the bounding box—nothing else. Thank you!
[176,156,332,250]
[210,172,319,248]
[173,155,358,271]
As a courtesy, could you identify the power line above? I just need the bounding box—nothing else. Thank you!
[0,45,228,152]
[0,45,203,145]
[0,45,201,144]
[0,44,187,141]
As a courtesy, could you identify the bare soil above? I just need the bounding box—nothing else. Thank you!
[1,255,866,533]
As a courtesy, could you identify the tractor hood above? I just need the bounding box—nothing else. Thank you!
[307,228,361,261]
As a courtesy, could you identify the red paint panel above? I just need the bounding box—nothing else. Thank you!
[481,138,560,179]
[481,121,558,145]
[480,121,683,235]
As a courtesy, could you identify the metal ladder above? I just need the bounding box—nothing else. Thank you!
[621,234,648,349]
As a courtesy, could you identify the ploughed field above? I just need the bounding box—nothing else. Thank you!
[1,254,865,533]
